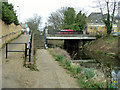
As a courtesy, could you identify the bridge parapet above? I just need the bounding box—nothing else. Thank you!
[46,34,95,37]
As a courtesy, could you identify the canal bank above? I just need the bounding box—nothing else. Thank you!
[47,35,120,88]
[83,35,120,88]
[48,47,107,88]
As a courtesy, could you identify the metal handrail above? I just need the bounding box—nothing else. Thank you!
[0,31,21,39]
[26,32,32,62]
[5,32,33,63]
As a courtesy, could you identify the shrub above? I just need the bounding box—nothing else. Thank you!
[84,69,94,79]
[65,61,72,70]
[2,2,19,25]
[76,66,82,74]
[66,61,71,67]
[55,55,64,62]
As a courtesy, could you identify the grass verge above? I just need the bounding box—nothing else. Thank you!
[48,48,117,88]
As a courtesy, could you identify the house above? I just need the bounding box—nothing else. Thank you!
[86,12,118,35]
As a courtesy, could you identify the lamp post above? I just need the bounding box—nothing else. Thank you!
[17,6,20,23]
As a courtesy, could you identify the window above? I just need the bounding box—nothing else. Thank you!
[90,27,92,29]
[91,32,93,35]
[96,20,98,23]
[95,27,97,30]
[91,20,93,23]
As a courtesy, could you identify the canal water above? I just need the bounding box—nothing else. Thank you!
[67,47,120,88]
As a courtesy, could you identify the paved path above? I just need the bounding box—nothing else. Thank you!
[2,35,79,88]
[34,49,79,88]
[2,35,38,88]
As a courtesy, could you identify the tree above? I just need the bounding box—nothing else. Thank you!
[1,2,19,25]
[47,7,86,32]
[63,7,76,29]
[76,11,86,31]
[48,7,67,31]
[97,0,117,34]
[26,14,42,32]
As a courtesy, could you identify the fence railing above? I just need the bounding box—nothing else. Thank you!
[6,43,27,59]
[6,32,33,62]
[1,30,21,47]
[0,31,18,39]
[48,31,83,34]
[27,32,32,62]
[46,31,95,37]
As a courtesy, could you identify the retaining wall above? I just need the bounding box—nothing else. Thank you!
[0,20,21,47]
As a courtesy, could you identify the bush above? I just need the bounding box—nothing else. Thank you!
[2,2,19,25]
[76,66,82,74]
[65,61,72,70]
[55,55,64,62]
[84,69,94,79]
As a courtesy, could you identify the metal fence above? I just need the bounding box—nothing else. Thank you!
[6,32,33,62]
[48,31,83,34]
[27,32,32,62]
[47,31,95,37]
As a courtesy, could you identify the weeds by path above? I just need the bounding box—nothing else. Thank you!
[48,48,116,88]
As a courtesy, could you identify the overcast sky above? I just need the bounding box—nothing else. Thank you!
[8,0,120,28]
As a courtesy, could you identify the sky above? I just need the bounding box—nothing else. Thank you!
[8,0,120,29]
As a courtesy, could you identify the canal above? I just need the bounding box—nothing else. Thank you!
[67,46,120,88]
[47,40,120,88]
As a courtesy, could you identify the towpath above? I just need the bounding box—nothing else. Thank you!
[2,35,79,88]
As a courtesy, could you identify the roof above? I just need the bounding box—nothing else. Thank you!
[86,12,106,24]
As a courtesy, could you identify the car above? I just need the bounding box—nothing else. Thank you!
[112,32,120,36]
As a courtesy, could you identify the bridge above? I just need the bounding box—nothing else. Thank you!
[44,31,96,49]
[46,34,96,40]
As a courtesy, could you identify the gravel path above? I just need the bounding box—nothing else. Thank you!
[2,35,79,88]
[2,35,39,88]
[34,49,79,88]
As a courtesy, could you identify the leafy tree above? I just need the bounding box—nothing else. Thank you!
[1,2,19,25]
[76,11,86,31]
[47,7,86,32]
[14,13,19,25]
[2,2,14,24]
[63,7,86,31]
[63,7,76,29]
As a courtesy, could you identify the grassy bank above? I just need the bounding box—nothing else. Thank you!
[84,35,120,67]
[85,35,118,58]
[48,48,113,88]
